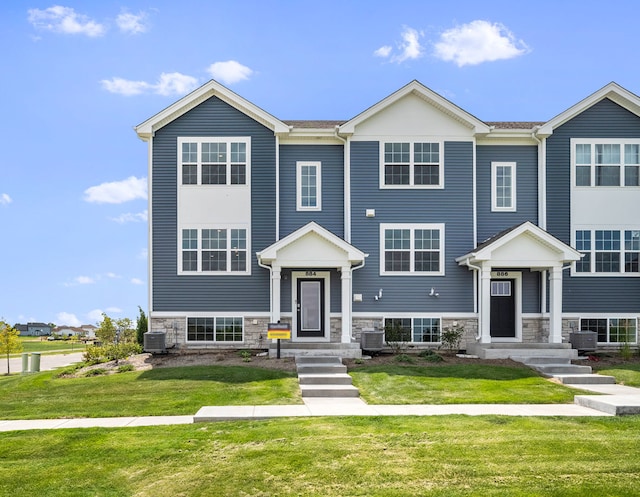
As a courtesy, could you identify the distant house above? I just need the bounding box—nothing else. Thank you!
[52,325,97,338]
[15,322,52,336]
[135,80,640,358]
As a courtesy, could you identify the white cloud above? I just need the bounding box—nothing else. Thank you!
[84,176,147,204]
[106,272,121,279]
[433,20,529,67]
[375,27,423,63]
[116,10,149,34]
[87,309,104,322]
[131,278,144,285]
[0,193,12,205]
[57,312,82,327]
[106,306,122,314]
[110,210,148,224]
[27,6,106,37]
[101,72,199,97]
[374,45,392,58]
[207,60,253,85]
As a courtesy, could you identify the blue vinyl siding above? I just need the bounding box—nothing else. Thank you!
[280,269,342,314]
[350,141,475,312]
[546,98,640,312]
[151,96,275,312]
[279,144,344,238]
[476,145,538,243]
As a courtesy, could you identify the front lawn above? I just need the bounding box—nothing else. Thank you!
[594,362,640,387]
[350,363,583,404]
[0,365,301,419]
[15,337,86,354]
[1,416,639,496]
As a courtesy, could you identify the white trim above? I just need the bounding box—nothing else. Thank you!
[472,137,477,247]
[344,135,351,243]
[571,227,640,277]
[275,135,280,241]
[382,316,443,344]
[147,137,154,313]
[150,311,268,318]
[491,162,517,212]
[178,226,251,275]
[291,271,331,343]
[177,137,251,186]
[184,315,245,344]
[380,223,445,276]
[296,161,322,211]
[352,312,477,319]
[379,139,444,189]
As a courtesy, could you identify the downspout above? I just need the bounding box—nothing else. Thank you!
[532,128,547,314]
[275,134,281,241]
[462,257,483,340]
[257,256,274,322]
[334,127,350,243]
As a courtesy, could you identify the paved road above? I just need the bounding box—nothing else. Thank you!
[3,352,85,375]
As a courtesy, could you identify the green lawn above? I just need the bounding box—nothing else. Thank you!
[0,366,302,419]
[350,363,583,404]
[1,416,640,496]
[594,362,640,387]
[14,337,87,354]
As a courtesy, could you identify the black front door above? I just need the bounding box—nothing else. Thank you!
[296,278,325,338]
[490,279,515,338]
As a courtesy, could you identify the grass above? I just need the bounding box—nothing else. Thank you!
[13,337,87,355]
[350,364,583,404]
[1,416,640,496]
[594,362,640,387]
[0,366,302,419]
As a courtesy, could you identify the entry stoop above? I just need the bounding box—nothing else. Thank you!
[269,342,362,359]
[296,356,359,398]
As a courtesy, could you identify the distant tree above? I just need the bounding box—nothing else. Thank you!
[115,317,136,344]
[0,321,22,375]
[136,306,148,346]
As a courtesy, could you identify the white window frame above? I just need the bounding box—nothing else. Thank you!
[380,140,444,189]
[178,137,251,187]
[571,139,640,188]
[383,317,442,344]
[572,228,640,277]
[380,223,445,276]
[296,161,322,211]
[179,226,250,276]
[579,317,638,345]
[491,162,516,212]
[185,316,244,343]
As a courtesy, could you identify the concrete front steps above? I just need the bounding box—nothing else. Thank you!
[269,342,362,359]
[296,356,360,398]
[512,356,617,385]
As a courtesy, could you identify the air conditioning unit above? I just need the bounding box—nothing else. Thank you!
[144,331,167,354]
[569,331,597,353]
[360,329,384,352]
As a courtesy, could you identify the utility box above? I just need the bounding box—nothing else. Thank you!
[361,329,384,352]
[144,331,167,354]
[569,331,597,353]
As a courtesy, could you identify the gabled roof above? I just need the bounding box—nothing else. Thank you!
[456,221,582,266]
[257,222,366,266]
[135,79,290,140]
[537,82,640,136]
[339,80,492,135]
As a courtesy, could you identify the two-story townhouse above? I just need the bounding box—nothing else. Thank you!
[136,80,639,358]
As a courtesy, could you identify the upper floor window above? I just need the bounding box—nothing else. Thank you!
[179,137,250,186]
[574,140,640,187]
[380,223,444,275]
[180,227,249,274]
[296,161,321,211]
[492,162,516,211]
[381,142,442,188]
[574,229,640,275]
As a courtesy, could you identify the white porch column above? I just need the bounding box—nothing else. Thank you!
[271,265,281,323]
[480,263,492,343]
[340,266,352,344]
[549,265,563,344]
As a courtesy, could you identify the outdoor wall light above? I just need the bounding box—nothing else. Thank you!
[374,288,383,301]
[429,287,439,297]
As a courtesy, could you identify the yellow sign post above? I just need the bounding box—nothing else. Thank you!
[268,323,291,358]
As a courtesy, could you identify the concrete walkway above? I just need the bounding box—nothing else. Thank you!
[4,352,85,375]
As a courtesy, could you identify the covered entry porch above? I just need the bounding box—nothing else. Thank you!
[456,222,582,347]
[256,222,367,356]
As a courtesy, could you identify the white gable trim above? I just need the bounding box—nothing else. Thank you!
[339,80,491,136]
[257,222,367,267]
[135,79,289,140]
[537,82,640,137]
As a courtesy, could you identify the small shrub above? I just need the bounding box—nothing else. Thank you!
[53,364,84,378]
[239,350,252,362]
[84,368,107,377]
[419,349,444,362]
[441,323,465,352]
[117,364,135,373]
[385,321,411,354]
[394,353,415,364]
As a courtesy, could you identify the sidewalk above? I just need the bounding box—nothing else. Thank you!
[4,352,85,375]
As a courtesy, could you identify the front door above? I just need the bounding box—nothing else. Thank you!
[296,278,325,338]
[490,279,515,338]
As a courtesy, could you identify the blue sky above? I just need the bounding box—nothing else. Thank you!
[2,0,639,326]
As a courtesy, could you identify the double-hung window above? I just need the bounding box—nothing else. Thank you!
[181,228,248,274]
[384,317,441,343]
[380,224,444,275]
[382,142,442,188]
[574,229,640,275]
[179,138,249,186]
[296,161,321,210]
[573,140,640,187]
[492,162,516,211]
